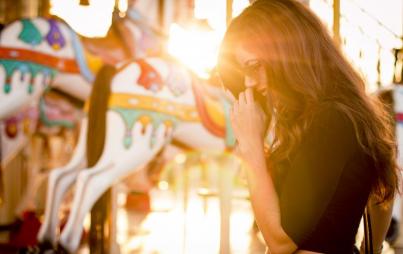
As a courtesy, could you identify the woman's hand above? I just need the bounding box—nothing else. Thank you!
[230,88,268,158]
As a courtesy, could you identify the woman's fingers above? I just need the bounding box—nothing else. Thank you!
[245,88,254,104]
[238,91,246,105]
[232,99,239,114]
[224,89,237,103]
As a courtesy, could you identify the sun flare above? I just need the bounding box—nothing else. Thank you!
[50,0,115,37]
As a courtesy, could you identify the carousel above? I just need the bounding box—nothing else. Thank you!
[0,0,401,253]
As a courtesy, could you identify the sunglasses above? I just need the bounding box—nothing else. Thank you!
[217,59,268,112]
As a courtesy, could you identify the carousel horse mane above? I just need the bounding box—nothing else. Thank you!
[86,64,115,167]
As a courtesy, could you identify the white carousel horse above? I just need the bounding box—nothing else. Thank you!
[0,0,172,179]
[35,57,235,253]
[0,1,166,220]
[0,18,88,227]
[0,16,126,224]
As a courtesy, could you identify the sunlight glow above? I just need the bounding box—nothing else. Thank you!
[174,153,187,164]
[168,0,250,79]
[158,180,169,190]
[118,157,256,254]
[50,0,115,37]
[310,0,402,90]
[117,0,128,16]
[168,23,222,79]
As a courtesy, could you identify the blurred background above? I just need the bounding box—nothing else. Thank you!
[0,0,401,254]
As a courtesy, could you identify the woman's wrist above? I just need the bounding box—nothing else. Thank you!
[237,138,265,156]
[239,144,266,171]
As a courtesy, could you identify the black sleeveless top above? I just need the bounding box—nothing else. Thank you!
[272,106,375,254]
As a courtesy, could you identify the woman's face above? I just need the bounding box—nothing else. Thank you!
[229,45,273,114]
[234,45,268,97]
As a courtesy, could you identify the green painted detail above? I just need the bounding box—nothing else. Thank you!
[0,60,57,79]
[124,136,133,149]
[4,84,11,94]
[111,107,178,150]
[28,84,34,94]
[0,60,56,95]
[18,19,43,46]
[39,97,75,129]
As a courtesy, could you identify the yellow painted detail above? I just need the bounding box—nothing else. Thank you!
[108,93,200,122]
[83,100,90,113]
[164,120,173,128]
[203,96,226,129]
[139,115,152,125]
[83,49,104,74]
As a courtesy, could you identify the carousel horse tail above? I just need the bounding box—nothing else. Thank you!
[86,64,116,167]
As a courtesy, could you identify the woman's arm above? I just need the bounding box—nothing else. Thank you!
[241,146,298,254]
[231,89,298,253]
[360,195,393,254]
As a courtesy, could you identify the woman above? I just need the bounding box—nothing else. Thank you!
[217,0,399,253]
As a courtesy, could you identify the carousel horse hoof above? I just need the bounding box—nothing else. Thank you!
[55,243,70,254]
[38,241,54,253]
[18,245,40,254]
[18,241,54,254]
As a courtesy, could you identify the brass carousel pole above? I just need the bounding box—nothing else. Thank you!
[90,190,111,254]
[333,0,341,47]
[226,0,233,27]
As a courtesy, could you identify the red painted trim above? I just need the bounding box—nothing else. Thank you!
[192,82,225,138]
[0,47,80,73]
[396,113,403,122]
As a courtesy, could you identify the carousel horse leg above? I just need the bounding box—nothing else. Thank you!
[58,123,167,253]
[37,119,88,246]
[47,134,65,169]
[15,134,44,217]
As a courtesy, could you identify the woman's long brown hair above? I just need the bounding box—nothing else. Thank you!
[86,64,116,167]
[218,0,399,203]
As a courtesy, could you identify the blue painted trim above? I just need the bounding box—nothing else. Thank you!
[69,28,94,83]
